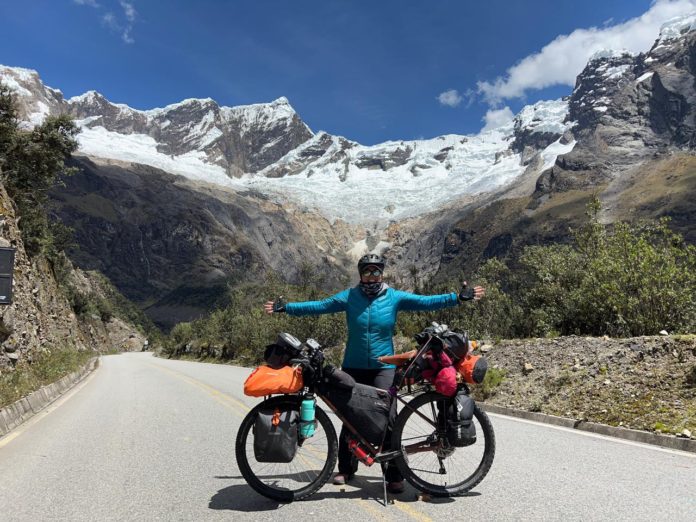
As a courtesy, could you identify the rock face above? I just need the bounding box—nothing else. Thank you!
[51,156,355,329]
[0,175,143,371]
[425,21,696,277]
[536,27,696,198]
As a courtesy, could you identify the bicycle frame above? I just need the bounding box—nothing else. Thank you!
[312,334,458,463]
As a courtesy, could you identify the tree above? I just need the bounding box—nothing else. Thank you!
[0,82,79,257]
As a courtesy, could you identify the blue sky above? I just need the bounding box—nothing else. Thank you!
[1,0,695,144]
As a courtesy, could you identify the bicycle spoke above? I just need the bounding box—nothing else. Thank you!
[393,393,495,497]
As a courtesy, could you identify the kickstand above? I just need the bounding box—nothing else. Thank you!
[380,463,388,507]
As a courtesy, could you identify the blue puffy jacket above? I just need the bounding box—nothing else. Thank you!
[285,285,459,369]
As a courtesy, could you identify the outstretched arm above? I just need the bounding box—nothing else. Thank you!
[396,282,485,312]
[263,290,349,316]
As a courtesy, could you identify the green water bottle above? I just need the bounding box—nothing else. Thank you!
[299,396,316,438]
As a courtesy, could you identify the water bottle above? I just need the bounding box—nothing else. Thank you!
[299,396,316,438]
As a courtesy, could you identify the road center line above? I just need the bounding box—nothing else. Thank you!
[148,364,250,419]
[392,499,433,522]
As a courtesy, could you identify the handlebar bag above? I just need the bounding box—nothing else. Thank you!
[263,333,304,369]
[244,365,304,397]
[441,331,470,360]
[325,383,392,445]
[253,406,299,462]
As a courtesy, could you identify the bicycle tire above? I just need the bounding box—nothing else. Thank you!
[235,396,338,502]
[391,392,495,497]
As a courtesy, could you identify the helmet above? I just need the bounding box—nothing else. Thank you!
[358,254,385,271]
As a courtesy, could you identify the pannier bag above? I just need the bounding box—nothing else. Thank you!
[243,365,303,397]
[441,391,476,447]
[325,383,392,445]
[455,353,488,384]
[253,407,299,462]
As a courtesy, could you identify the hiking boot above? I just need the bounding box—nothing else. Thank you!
[333,473,353,485]
[387,480,405,494]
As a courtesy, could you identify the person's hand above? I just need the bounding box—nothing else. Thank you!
[264,297,286,314]
[459,282,485,301]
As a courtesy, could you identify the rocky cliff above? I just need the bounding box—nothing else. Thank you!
[50,155,358,329]
[0,175,145,371]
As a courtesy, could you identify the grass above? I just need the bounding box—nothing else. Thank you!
[0,348,96,409]
[473,367,507,400]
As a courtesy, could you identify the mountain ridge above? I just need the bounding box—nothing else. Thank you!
[3,14,696,328]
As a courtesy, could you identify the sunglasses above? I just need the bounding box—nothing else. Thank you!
[361,269,383,277]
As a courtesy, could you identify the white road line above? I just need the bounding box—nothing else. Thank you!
[487,412,696,458]
[0,363,100,449]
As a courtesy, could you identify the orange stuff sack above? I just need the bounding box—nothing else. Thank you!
[244,365,304,397]
[455,354,488,384]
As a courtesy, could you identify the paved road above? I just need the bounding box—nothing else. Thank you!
[1,353,694,521]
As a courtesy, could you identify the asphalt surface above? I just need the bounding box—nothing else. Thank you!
[1,352,694,521]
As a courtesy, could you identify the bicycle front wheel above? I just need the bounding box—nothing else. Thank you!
[235,396,338,502]
[392,392,495,497]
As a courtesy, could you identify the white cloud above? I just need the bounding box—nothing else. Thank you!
[102,12,118,30]
[74,0,99,6]
[100,2,137,44]
[120,1,136,23]
[437,89,463,107]
[478,0,696,104]
[481,107,514,132]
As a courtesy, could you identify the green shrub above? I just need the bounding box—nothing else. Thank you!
[517,197,696,337]
[473,367,507,400]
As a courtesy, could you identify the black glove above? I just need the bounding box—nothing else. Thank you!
[458,284,475,302]
[273,296,286,313]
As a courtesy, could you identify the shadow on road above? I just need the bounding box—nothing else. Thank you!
[209,474,474,511]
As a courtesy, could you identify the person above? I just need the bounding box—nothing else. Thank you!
[263,253,484,494]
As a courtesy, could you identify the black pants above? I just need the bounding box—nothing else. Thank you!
[337,367,402,482]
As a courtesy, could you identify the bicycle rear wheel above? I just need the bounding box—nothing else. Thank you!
[235,396,338,502]
[392,392,495,497]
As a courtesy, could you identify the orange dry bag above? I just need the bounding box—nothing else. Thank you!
[455,353,488,384]
[243,365,304,397]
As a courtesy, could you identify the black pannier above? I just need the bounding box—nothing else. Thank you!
[443,391,476,447]
[324,383,392,445]
[253,407,299,462]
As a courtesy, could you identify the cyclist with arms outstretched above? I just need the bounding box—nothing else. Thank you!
[264,253,484,493]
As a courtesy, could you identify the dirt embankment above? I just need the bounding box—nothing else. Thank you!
[475,335,696,438]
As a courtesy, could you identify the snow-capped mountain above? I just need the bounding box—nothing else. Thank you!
[535,12,696,198]
[3,13,696,328]
[1,64,574,225]
[0,66,313,178]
